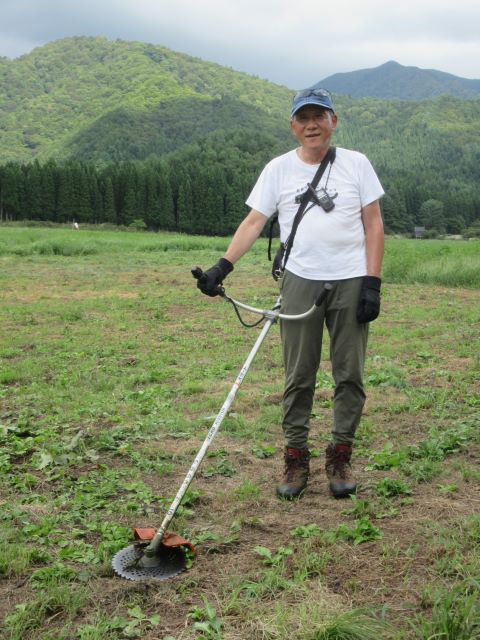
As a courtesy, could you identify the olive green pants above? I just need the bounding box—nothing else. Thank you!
[280,272,369,449]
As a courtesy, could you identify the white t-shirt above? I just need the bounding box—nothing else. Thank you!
[246,147,384,280]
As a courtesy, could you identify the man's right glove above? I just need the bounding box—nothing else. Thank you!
[356,276,381,323]
[197,258,234,297]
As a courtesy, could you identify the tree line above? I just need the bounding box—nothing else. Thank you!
[1,129,479,237]
[0,130,268,235]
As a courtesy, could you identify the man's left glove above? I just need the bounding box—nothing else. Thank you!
[197,258,234,297]
[356,276,381,323]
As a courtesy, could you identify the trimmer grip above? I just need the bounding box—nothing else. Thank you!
[315,282,333,307]
[191,266,225,297]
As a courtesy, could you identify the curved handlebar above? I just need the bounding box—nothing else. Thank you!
[228,282,331,320]
[192,266,332,322]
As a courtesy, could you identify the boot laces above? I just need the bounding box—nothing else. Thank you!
[284,451,308,480]
[330,449,351,479]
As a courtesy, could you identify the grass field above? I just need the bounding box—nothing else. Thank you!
[1,226,479,639]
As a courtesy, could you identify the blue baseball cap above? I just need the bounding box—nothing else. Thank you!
[291,88,335,118]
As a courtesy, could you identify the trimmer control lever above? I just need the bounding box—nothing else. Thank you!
[315,283,333,307]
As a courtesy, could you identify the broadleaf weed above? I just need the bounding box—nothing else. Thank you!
[333,517,383,545]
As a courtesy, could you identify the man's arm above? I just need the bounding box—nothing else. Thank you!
[223,209,269,264]
[361,200,384,277]
[356,200,384,323]
[195,209,268,297]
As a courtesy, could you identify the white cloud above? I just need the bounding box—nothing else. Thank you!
[0,0,479,86]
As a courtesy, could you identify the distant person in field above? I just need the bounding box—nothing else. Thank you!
[73,221,80,230]
[196,88,385,500]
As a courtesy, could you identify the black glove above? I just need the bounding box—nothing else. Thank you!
[356,276,381,323]
[197,258,234,297]
[271,244,285,281]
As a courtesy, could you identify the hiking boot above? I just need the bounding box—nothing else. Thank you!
[325,443,357,499]
[276,447,310,500]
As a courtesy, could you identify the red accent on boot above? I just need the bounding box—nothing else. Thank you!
[334,444,352,454]
[286,447,303,459]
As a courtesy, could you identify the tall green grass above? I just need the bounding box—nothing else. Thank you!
[1,226,479,287]
[382,238,480,287]
[0,226,232,257]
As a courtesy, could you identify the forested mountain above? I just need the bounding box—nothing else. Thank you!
[316,61,480,100]
[0,37,480,236]
[0,36,292,165]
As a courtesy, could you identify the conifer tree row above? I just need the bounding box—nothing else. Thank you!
[1,129,479,236]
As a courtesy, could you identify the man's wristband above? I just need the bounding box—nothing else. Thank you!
[363,276,381,290]
[217,258,234,278]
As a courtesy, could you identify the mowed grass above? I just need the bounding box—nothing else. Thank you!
[0,225,479,640]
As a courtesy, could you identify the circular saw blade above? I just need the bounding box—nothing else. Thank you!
[112,543,186,581]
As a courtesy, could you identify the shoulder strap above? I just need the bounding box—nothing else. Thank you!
[280,146,336,273]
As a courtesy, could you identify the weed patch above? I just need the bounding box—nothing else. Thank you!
[1,228,479,638]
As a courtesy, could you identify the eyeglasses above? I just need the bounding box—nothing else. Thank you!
[294,88,332,100]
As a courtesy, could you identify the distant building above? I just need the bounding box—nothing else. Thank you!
[414,226,426,239]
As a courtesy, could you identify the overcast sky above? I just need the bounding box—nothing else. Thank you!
[1,0,479,88]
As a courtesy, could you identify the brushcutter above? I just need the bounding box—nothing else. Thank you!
[111,270,332,581]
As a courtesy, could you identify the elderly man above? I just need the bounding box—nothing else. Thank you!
[196,88,384,500]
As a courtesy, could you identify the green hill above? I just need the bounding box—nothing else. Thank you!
[0,36,292,164]
[1,38,480,236]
